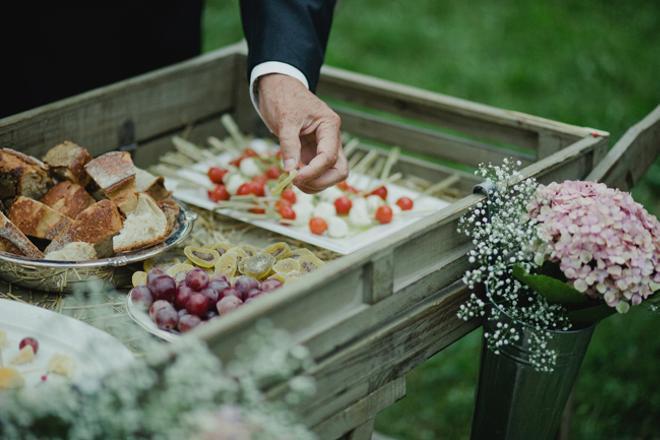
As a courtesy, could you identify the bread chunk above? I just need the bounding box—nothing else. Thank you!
[42,141,92,185]
[40,181,96,219]
[46,199,123,257]
[135,168,171,201]
[0,211,43,258]
[113,193,168,253]
[8,196,73,240]
[0,148,52,203]
[157,197,180,236]
[84,151,137,214]
[44,241,97,261]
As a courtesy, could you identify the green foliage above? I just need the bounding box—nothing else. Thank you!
[512,264,589,306]
[202,1,660,438]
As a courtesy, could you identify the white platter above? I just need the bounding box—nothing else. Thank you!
[167,154,450,255]
[125,295,178,342]
[0,299,134,388]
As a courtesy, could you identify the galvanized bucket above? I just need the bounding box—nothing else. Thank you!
[470,307,595,440]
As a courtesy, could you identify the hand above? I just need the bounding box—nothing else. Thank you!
[257,73,348,193]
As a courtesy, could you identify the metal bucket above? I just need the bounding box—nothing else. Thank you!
[470,309,594,440]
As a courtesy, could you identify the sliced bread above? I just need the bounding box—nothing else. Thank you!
[157,197,180,236]
[42,141,92,186]
[84,151,137,214]
[135,168,171,201]
[113,193,168,254]
[8,196,73,240]
[0,148,52,202]
[44,241,97,261]
[0,211,43,258]
[40,181,96,218]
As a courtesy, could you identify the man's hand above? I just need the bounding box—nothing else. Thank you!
[257,73,348,193]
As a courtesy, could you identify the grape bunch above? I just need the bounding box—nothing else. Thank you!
[129,268,283,334]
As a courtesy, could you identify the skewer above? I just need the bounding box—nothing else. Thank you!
[172,136,216,162]
[208,135,241,155]
[347,151,365,169]
[423,174,461,195]
[343,138,360,158]
[380,147,400,180]
[221,114,247,147]
[352,149,379,174]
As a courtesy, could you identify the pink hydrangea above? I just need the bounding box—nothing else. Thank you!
[527,180,659,311]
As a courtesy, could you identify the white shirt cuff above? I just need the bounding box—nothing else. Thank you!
[249,61,310,130]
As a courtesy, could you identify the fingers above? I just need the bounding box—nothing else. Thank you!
[297,148,349,193]
[295,116,341,184]
[278,124,302,172]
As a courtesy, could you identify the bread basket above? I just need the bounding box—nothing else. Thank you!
[0,202,197,293]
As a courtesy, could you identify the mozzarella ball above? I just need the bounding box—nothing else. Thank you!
[319,186,344,203]
[366,195,385,214]
[239,157,261,177]
[314,202,336,219]
[226,173,247,194]
[293,186,315,205]
[293,203,314,226]
[349,199,371,227]
[249,138,271,155]
[328,217,349,238]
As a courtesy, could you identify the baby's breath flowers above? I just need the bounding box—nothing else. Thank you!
[457,160,660,372]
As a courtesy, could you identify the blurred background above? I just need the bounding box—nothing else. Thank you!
[204,1,659,438]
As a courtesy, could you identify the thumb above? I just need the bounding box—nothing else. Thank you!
[278,124,302,172]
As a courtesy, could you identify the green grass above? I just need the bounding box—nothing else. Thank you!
[203,1,660,438]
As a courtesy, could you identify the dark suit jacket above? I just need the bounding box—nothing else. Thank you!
[0,1,336,118]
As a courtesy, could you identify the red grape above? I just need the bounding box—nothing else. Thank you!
[19,337,39,355]
[154,306,178,331]
[234,276,259,298]
[146,268,165,284]
[247,288,263,299]
[149,300,172,320]
[216,295,243,315]
[148,274,177,302]
[185,268,209,291]
[220,287,241,299]
[186,293,210,317]
[178,308,190,318]
[199,287,219,306]
[261,278,283,292]
[208,278,230,296]
[175,284,194,310]
[129,285,153,309]
[205,309,219,320]
[178,314,202,332]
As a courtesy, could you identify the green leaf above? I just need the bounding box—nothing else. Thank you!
[567,303,616,327]
[512,264,589,306]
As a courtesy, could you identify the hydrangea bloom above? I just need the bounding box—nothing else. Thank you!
[528,181,660,312]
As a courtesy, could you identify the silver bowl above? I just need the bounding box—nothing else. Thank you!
[0,202,197,293]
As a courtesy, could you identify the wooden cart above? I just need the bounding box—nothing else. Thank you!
[1,42,657,439]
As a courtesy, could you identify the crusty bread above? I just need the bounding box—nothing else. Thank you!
[44,241,97,261]
[0,211,43,258]
[42,141,92,186]
[84,151,137,214]
[135,168,171,201]
[46,199,123,258]
[40,181,95,218]
[0,148,52,203]
[113,193,168,254]
[8,196,73,240]
[157,197,180,236]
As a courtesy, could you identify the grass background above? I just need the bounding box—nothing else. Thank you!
[203,1,660,438]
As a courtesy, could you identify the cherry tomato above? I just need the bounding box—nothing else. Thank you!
[375,205,393,224]
[278,204,296,220]
[207,185,230,202]
[266,166,282,180]
[244,148,258,158]
[250,207,265,214]
[281,188,297,204]
[229,156,243,167]
[337,181,350,191]
[237,182,254,196]
[309,217,328,235]
[252,174,268,186]
[334,196,352,215]
[207,166,228,184]
[396,197,414,211]
[370,186,388,201]
[275,199,291,211]
[252,181,266,197]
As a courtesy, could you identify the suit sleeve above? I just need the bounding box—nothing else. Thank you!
[239,0,337,92]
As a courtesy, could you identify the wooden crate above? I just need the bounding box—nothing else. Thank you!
[0,42,613,439]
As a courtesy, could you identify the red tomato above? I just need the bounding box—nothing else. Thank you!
[281,188,297,204]
[252,181,266,197]
[266,166,282,180]
[236,182,254,196]
[249,207,265,214]
[309,217,328,235]
[244,148,258,158]
[275,199,291,211]
[207,166,228,184]
[229,156,243,167]
[207,185,230,202]
[370,186,388,200]
[278,204,296,220]
[375,205,393,224]
[337,181,350,191]
[334,196,352,215]
[396,197,414,211]
[252,174,268,186]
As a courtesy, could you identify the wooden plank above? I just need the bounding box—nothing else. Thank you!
[317,66,607,149]
[337,107,535,167]
[587,105,660,190]
[0,43,243,158]
[313,379,406,440]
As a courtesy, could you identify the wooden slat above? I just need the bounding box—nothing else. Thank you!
[313,379,405,440]
[337,107,535,167]
[317,66,607,150]
[587,105,660,190]
[0,43,243,158]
